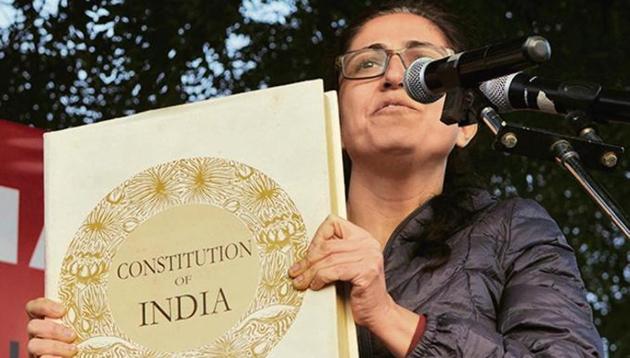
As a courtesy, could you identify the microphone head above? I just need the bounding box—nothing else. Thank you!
[478,73,520,112]
[403,57,443,104]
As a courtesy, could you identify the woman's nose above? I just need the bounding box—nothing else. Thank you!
[382,54,406,89]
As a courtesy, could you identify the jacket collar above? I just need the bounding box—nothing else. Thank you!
[385,189,497,249]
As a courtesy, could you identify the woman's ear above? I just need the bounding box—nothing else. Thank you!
[455,123,478,148]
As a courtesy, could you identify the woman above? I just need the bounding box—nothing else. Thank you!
[26,1,603,357]
[290,2,602,357]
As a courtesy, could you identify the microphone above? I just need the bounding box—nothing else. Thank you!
[403,36,551,104]
[479,72,630,123]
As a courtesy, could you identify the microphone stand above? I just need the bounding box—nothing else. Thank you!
[463,89,630,239]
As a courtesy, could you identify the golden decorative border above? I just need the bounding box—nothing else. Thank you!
[58,157,308,357]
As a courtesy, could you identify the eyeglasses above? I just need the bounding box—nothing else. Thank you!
[336,44,453,80]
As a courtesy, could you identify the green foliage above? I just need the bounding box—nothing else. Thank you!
[1,0,628,355]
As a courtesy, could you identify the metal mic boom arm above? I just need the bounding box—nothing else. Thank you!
[464,89,630,239]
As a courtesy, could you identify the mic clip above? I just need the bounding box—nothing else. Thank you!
[440,88,478,126]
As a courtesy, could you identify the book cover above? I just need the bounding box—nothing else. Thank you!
[44,80,357,357]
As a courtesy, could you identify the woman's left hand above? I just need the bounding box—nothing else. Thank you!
[288,214,395,329]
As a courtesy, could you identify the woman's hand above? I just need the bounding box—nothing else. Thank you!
[25,297,78,357]
[288,214,395,329]
[288,215,421,357]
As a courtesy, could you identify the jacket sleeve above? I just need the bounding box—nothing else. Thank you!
[408,199,604,357]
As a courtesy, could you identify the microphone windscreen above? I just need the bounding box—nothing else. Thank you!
[403,57,443,104]
[479,73,520,112]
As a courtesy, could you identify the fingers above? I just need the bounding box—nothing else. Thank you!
[305,254,367,290]
[26,298,76,357]
[288,214,382,291]
[299,248,383,291]
[27,338,77,357]
[289,239,357,278]
[289,214,375,274]
[26,298,66,319]
[287,213,386,293]
[292,250,364,290]
[312,215,373,245]
[27,319,76,342]
[310,214,345,245]
[308,262,365,290]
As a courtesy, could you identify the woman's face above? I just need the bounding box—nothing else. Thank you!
[339,13,476,166]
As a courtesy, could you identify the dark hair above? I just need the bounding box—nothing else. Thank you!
[338,0,485,270]
[339,0,467,55]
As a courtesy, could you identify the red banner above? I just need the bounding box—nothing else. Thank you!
[0,119,45,358]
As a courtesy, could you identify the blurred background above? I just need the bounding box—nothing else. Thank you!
[0,0,628,356]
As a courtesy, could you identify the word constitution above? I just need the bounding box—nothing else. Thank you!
[116,239,254,280]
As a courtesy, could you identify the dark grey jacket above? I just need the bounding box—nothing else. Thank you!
[358,191,603,357]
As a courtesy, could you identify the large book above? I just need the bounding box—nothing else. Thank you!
[44,80,358,357]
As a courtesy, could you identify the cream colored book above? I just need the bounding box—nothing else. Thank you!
[44,80,358,357]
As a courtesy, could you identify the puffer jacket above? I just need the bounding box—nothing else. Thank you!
[358,190,603,357]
